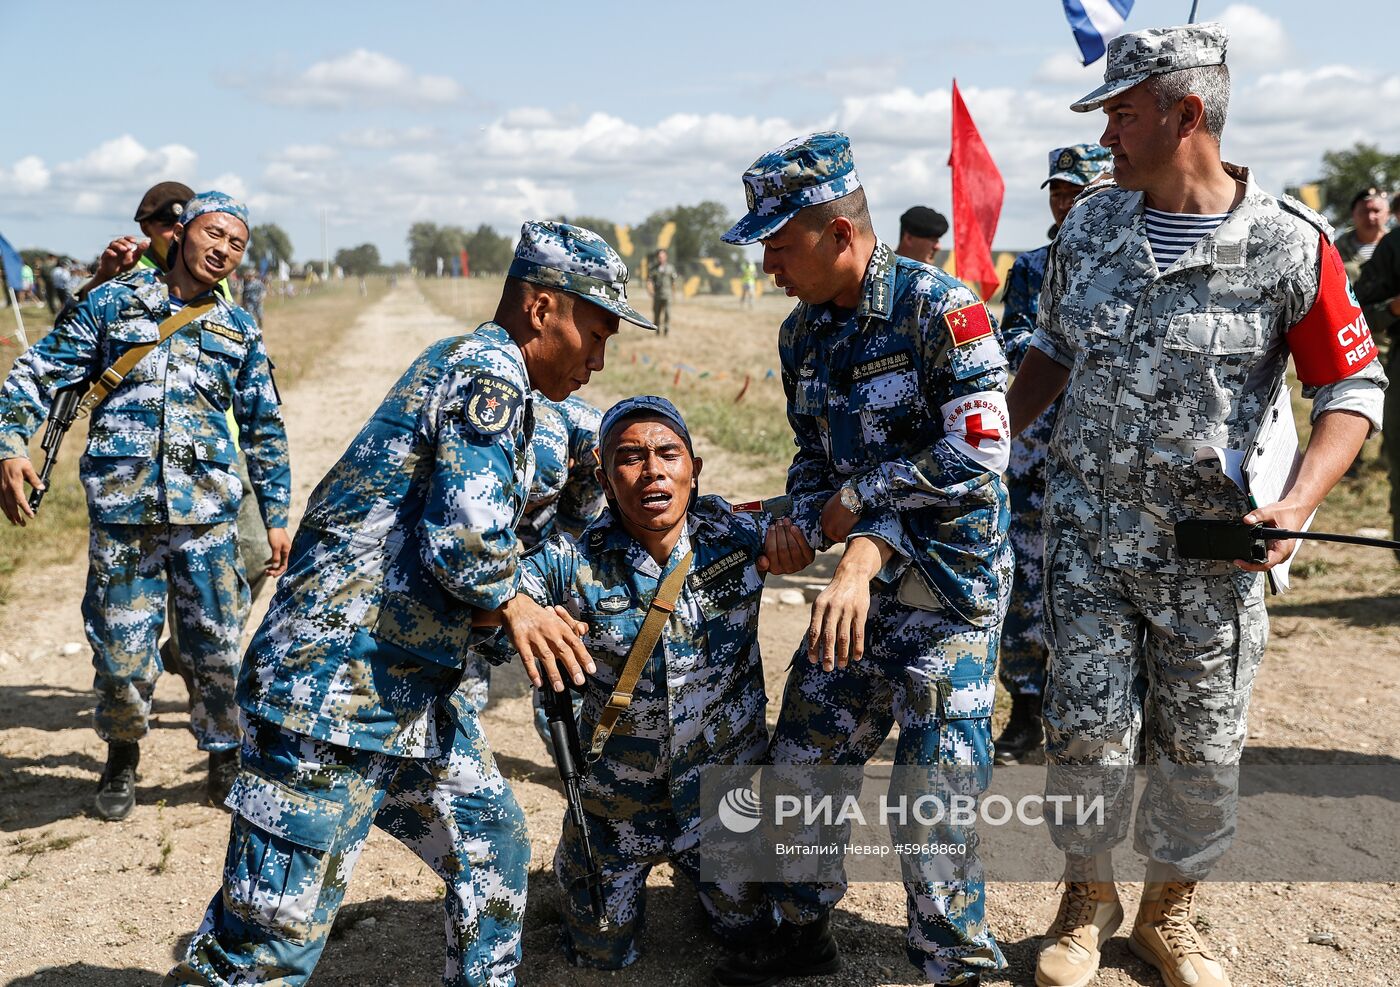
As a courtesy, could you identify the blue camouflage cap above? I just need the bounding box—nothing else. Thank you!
[179,190,250,232]
[721,132,861,245]
[509,221,655,329]
[1041,144,1113,188]
[599,395,692,453]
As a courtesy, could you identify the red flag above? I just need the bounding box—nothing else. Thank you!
[949,80,1004,300]
[460,248,470,279]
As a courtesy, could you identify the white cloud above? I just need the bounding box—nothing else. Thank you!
[338,126,438,149]
[0,155,50,194]
[1033,51,1099,86]
[1216,4,1291,68]
[55,135,197,189]
[278,144,337,163]
[265,50,462,109]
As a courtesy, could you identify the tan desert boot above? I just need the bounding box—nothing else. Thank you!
[1129,872,1230,987]
[1036,854,1124,987]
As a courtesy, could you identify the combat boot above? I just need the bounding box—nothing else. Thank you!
[1035,853,1122,987]
[711,911,841,987]
[206,748,240,809]
[1129,865,1230,987]
[93,740,140,822]
[993,692,1044,765]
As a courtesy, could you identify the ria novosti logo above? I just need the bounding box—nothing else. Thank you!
[718,786,763,833]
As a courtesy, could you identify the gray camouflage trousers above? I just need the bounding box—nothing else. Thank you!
[83,520,248,752]
[1042,533,1267,879]
[168,713,530,986]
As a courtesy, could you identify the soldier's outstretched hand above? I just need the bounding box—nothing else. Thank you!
[501,594,594,691]
[0,457,41,526]
[758,517,815,575]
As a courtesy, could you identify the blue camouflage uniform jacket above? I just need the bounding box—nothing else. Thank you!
[1000,244,1057,489]
[518,394,604,547]
[779,242,1012,628]
[238,323,535,757]
[499,495,769,845]
[0,268,290,526]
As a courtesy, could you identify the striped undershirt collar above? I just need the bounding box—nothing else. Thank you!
[1143,206,1231,272]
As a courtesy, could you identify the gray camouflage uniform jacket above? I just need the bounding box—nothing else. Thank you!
[1031,166,1386,575]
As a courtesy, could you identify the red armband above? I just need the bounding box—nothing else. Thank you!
[1286,233,1378,386]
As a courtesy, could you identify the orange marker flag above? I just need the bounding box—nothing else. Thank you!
[948,80,1004,300]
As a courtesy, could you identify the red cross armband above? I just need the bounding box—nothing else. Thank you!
[940,390,1010,472]
[1287,233,1378,387]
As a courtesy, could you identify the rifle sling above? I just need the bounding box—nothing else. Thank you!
[78,297,217,414]
[586,548,692,763]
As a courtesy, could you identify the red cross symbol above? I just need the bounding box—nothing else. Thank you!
[963,412,1002,449]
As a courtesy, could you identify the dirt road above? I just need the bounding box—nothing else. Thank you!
[1,282,1397,986]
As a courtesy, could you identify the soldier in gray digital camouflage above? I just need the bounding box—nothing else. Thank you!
[166,221,656,987]
[1006,23,1387,987]
[486,394,811,969]
[993,142,1111,767]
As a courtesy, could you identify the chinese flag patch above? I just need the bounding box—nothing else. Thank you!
[1287,234,1378,387]
[944,302,993,347]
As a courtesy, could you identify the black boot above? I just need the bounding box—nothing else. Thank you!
[993,692,1044,765]
[207,748,240,808]
[712,912,840,987]
[93,741,140,821]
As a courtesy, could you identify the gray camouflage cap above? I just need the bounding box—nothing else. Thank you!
[1072,22,1228,113]
[722,132,861,244]
[509,221,656,330]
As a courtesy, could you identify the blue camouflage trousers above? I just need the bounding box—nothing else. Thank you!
[83,520,248,751]
[767,589,1005,986]
[999,481,1048,698]
[167,713,529,986]
[556,786,774,968]
[1042,533,1267,879]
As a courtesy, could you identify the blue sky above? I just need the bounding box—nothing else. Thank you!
[3,1,1397,264]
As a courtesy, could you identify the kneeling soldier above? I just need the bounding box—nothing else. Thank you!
[496,395,811,968]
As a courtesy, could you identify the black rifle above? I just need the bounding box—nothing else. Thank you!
[28,385,83,514]
[539,683,610,929]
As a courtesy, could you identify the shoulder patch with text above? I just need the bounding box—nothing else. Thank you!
[462,374,522,440]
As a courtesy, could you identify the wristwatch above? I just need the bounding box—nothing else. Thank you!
[838,483,863,516]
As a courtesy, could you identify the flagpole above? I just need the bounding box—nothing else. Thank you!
[1189,0,1199,22]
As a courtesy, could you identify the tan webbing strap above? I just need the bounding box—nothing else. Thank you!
[77,298,217,414]
[586,549,693,763]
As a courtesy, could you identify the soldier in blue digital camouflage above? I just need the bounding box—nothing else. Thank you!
[0,190,291,822]
[74,181,280,778]
[165,221,655,987]
[993,143,1111,766]
[715,132,1013,987]
[487,395,810,969]
[457,391,605,715]
[1009,25,1386,987]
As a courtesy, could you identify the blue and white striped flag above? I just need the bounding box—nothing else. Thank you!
[1062,0,1135,65]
